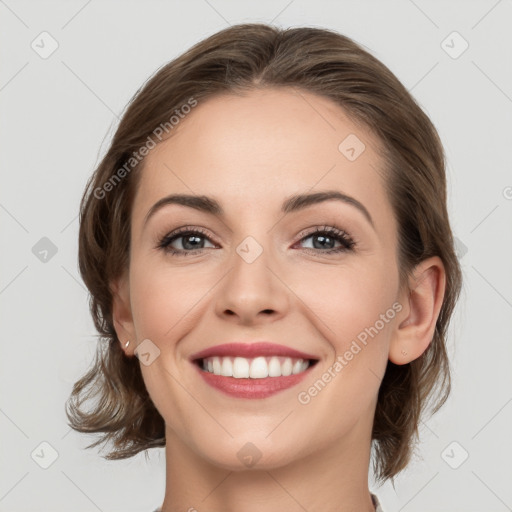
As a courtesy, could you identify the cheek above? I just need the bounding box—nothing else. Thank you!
[292,260,397,353]
[129,262,215,342]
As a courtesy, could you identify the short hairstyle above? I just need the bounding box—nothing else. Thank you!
[65,23,463,485]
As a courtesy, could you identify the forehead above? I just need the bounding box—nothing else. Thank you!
[131,87,394,236]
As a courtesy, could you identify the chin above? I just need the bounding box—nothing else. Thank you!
[191,434,313,472]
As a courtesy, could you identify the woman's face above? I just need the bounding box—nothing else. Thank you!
[116,87,406,469]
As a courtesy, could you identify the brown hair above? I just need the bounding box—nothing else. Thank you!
[65,22,462,484]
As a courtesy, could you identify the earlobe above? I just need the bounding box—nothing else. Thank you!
[389,256,446,365]
[110,273,136,357]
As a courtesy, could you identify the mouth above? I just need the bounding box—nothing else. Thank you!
[188,342,321,399]
[191,356,320,399]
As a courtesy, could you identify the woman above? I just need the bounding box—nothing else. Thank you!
[66,23,462,512]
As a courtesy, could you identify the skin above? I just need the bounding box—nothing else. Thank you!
[111,87,446,512]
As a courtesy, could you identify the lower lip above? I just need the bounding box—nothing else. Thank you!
[192,361,315,399]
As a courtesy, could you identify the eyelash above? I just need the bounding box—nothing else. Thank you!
[155,225,356,257]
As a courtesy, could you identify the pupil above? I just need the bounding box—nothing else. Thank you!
[184,235,202,250]
[314,234,334,249]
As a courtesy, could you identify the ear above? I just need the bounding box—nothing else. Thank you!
[389,256,446,365]
[110,271,136,357]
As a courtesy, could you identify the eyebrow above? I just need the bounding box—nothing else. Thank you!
[143,190,375,230]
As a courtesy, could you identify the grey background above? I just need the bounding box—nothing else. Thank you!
[1,1,511,511]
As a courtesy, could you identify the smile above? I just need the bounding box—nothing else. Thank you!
[196,355,317,379]
[192,356,319,399]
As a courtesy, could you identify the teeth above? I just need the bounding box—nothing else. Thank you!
[200,356,310,379]
[233,357,250,378]
[249,356,267,378]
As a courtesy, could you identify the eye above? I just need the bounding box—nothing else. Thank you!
[295,226,356,254]
[156,227,216,256]
[156,225,356,257]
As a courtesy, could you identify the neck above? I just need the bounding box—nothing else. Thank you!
[159,410,377,512]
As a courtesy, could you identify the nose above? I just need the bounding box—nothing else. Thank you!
[214,241,289,326]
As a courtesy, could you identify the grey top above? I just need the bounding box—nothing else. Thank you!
[152,493,384,511]
[373,492,384,512]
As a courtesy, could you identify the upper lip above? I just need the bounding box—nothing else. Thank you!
[190,342,319,361]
